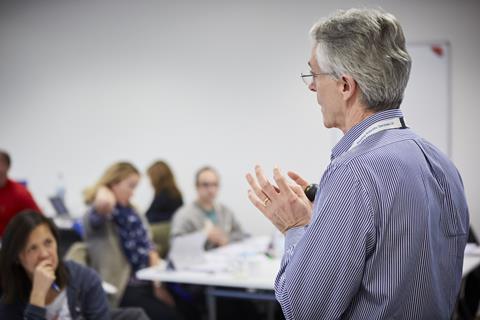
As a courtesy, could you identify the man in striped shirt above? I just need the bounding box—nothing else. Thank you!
[246,8,469,320]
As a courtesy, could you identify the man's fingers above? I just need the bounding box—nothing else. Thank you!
[273,167,297,198]
[291,184,311,205]
[287,171,310,189]
[246,173,272,205]
[255,165,279,201]
[246,173,263,195]
[291,184,305,197]
[247,189,273,220]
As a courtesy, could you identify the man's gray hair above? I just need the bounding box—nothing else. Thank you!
[310,8,411,111]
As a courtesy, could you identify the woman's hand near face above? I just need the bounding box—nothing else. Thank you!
[29,260,56,307]
[94,186,116,215]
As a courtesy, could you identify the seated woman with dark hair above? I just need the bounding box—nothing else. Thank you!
[0,210,110,320]
[145,160,184,258]
[146,160,183,224]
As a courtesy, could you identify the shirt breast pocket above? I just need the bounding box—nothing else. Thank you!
[440,205,467,238]
[439,192,468,259]
[436,174,468,239]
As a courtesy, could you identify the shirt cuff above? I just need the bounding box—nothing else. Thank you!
[89,209,105,227]
[25,304,46,319]
[284,226,306,251]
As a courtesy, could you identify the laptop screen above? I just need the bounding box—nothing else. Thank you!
[49,196,69,216]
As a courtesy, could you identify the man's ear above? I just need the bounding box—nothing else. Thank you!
[338,75,357,101]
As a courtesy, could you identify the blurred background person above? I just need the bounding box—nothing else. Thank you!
[0,150,41,237]
[171,166,246,250]
[145,161,183,258]
[170,166,260,320]
[83,162,182,320]
[0,210,110,319]
[146,160,183,224]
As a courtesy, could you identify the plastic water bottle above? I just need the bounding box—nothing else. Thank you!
[267,229,285,258]
[55,172,66,201]
[272,229,285,258]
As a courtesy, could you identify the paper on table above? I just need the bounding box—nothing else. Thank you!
[187,258,230,273]
[465,243,480,256]
[168,231,207,270]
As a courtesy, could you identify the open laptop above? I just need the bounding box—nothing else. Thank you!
[49,196,70,217]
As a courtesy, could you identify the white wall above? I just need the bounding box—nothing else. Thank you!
[1,0,479,236]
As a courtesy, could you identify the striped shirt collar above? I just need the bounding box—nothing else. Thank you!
[331,109,405,160]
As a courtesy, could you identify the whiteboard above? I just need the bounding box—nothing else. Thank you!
[402,42,451,156]
[0,1,453,237]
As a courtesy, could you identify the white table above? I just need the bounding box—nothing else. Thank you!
[138,236,279,320]
[138,236,279,289]
[463,243,480,276]
[137,237,480,320]
[462,255,480,276]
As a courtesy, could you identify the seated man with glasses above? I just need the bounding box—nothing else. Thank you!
[171,166,246,250]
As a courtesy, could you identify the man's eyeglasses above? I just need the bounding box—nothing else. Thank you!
[301,71,331,86]
[198,182,219,188]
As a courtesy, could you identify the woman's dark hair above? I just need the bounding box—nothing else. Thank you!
[0,210,69,304]
[147,160,182,200]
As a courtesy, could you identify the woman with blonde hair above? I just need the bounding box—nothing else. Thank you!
[83,162,181,320]
[146,160,183,224]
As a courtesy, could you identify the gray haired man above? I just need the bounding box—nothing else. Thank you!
[247,8,468,319]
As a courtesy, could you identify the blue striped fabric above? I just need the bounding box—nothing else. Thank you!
[276,109,469,319]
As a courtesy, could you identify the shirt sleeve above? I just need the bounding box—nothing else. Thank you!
[80,266,111,320]
[170,207,195,238]
[88,209,105,229]
[22,188,42,213]
[24,304,47,320]
[275,164,376,319]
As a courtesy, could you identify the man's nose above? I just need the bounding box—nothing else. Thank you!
[308,81,317,92]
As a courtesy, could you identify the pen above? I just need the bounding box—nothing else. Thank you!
[51,282,60,292]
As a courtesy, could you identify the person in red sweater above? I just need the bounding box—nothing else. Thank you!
[0,150,41,236]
